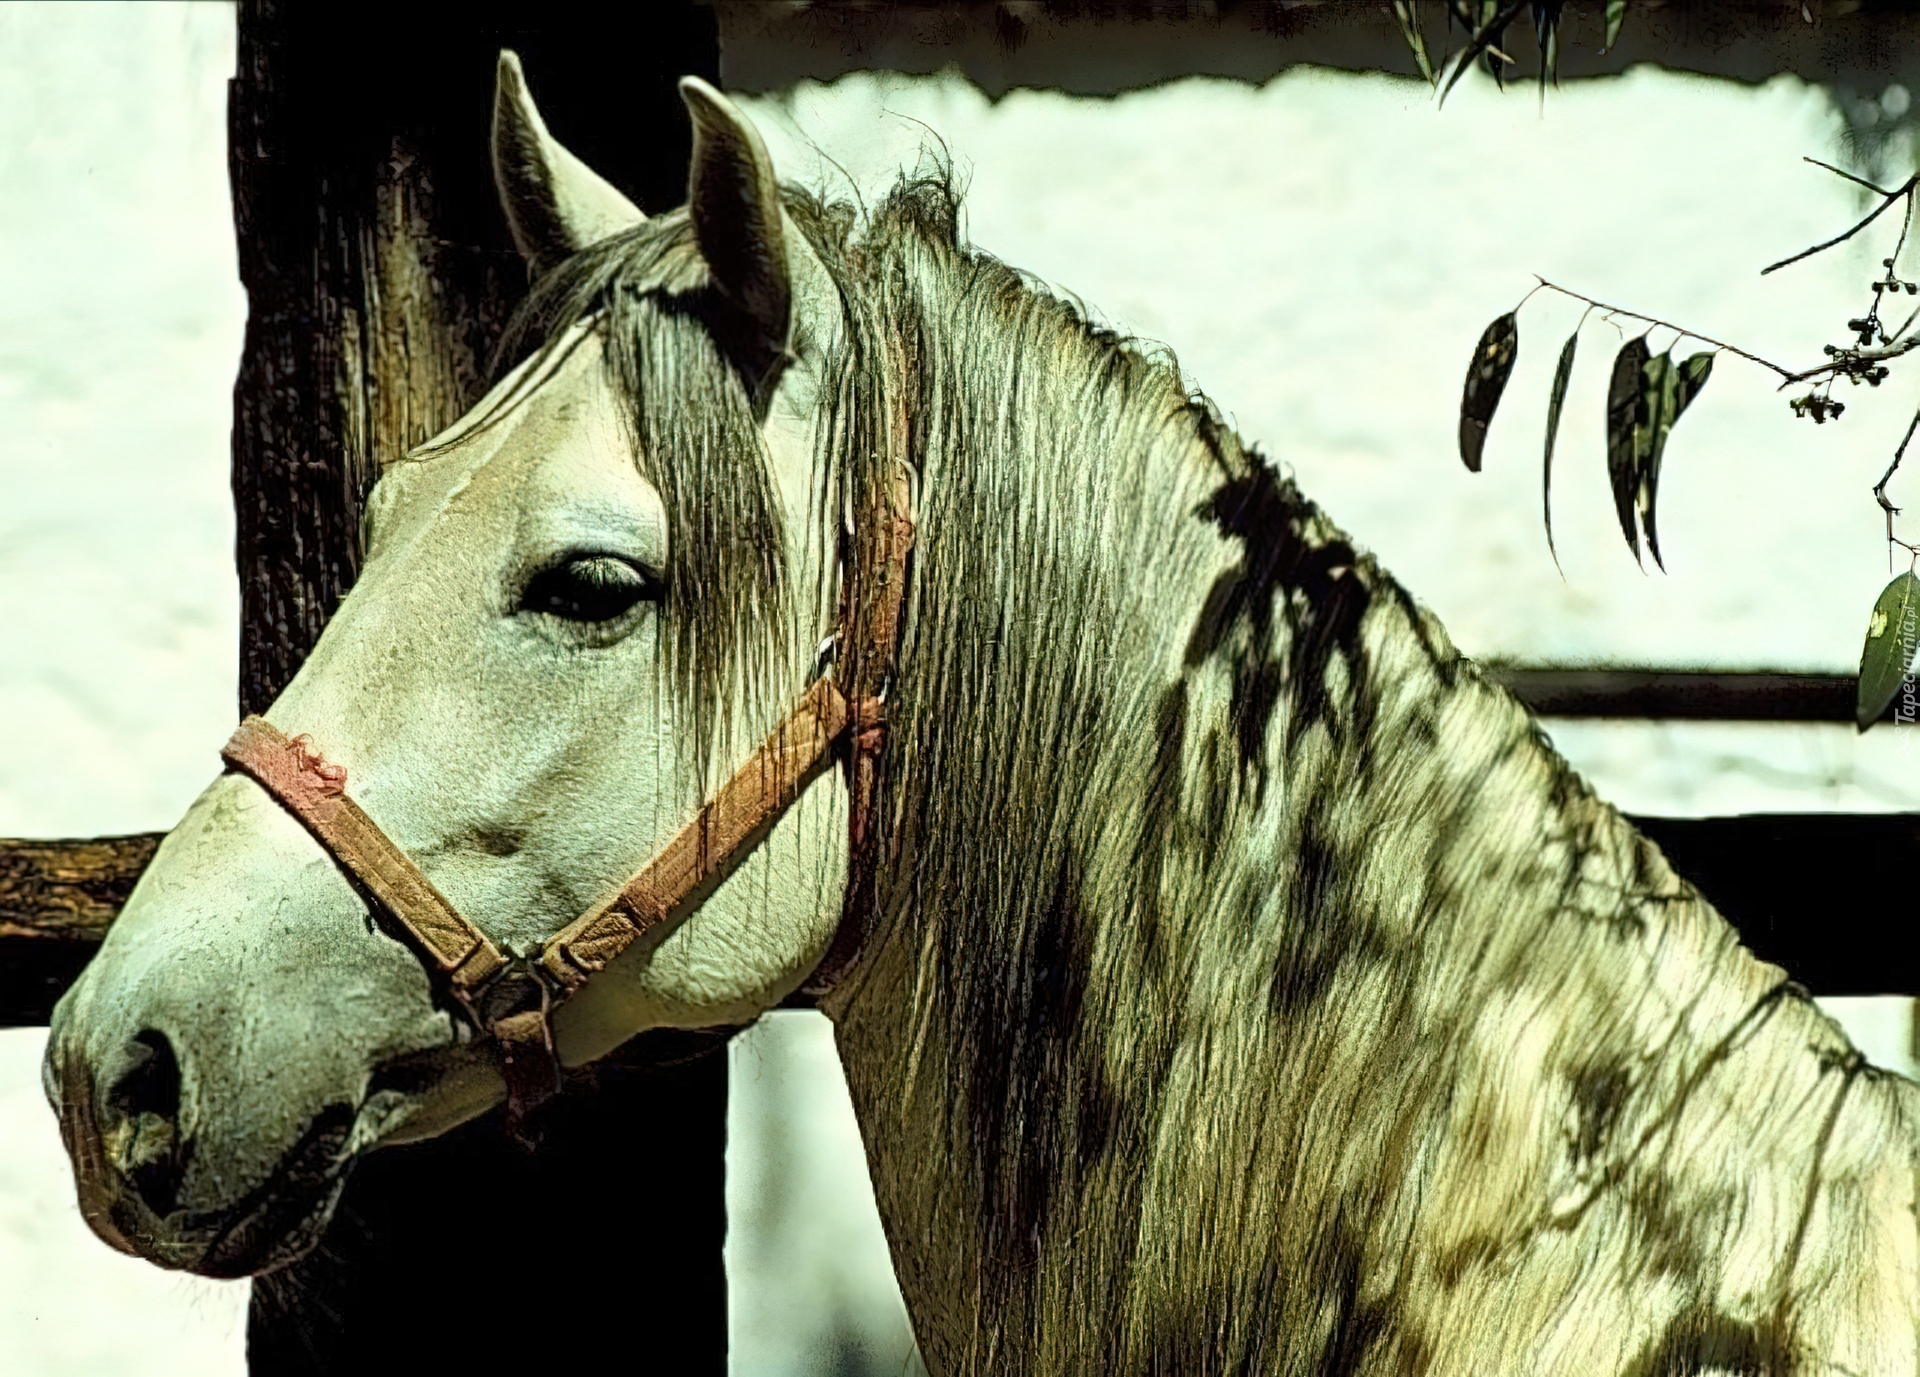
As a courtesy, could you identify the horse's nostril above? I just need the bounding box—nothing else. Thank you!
[107,1029,181,1121]
[103,1030,186,1216]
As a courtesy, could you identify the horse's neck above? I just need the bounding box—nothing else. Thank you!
[829,469,1920,1373]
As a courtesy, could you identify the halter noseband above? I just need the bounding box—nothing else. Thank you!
[220,469,913,1131]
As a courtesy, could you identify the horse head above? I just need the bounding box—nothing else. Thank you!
[45,55,849,1276]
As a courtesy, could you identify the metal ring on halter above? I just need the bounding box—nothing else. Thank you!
[474,954,564,1135]
[469,951,564,1031]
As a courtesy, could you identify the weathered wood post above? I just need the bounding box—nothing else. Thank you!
[221,3,728,1370]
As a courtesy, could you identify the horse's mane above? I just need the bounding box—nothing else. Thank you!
[480,170,1906,1371]
[489,168,1532,1358]
[484,164,1283,797]
[798,172,1299,1326]
[485,163,1355,1313]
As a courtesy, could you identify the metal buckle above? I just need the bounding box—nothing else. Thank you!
[470,951,559,1030]
[469,952,563,1142]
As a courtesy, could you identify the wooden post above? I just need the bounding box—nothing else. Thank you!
[220,3,727,1370]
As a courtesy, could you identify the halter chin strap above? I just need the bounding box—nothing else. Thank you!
[221,471,913,1133]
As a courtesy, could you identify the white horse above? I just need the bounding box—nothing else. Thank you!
[49,55,1920,1374]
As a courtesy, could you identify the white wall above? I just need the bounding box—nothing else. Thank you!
[0,5,250,1372]
[728,1012,922,1377]
[1,8,1915,1374]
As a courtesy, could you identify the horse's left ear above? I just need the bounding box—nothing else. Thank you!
[493,50,646,277]
[680,76,794,356]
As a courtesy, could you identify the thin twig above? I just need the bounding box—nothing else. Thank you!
[1873,408,1920,558]
[1536,277,1919,386]
[1888,302,1920,347]
[1761,172,1920,276]
[1528,159,1920,575]
[1850,193,1916,367]
[1531,278,1795,377]
[1801,156,1896,197]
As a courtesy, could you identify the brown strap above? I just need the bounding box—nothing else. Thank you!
[805,462,915,996]
[538,676,850,993]
[491,1007,561,1133]
[222,718,509,997]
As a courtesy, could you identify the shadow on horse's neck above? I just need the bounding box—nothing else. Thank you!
[805,186,1895,1374]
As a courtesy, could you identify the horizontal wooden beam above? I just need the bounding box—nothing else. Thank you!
[1486,669,1876,722]
[3,805,1910,1025]
[718,2,1920,110]
[0,833,160,1025]
[1628,813,1912,998]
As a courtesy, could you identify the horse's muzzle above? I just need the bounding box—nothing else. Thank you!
[47,1031,353,1276]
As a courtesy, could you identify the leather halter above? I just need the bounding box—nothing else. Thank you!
[221,468,913,1131]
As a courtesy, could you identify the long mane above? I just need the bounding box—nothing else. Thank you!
[806,173,1330,1346]
[497,170,1918,1374]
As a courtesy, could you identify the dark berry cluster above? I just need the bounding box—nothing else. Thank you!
[1875,256,1919,296]
[1790,393,1846,423]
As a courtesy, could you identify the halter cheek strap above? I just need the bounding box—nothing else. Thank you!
[221,686,850,1124]
[220,476,913,1134]
[219,719,509,995]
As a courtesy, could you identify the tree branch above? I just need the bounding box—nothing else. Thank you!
[1761,171,1920,276]
[1531,278,1795,377]
[1782,331,1920,385]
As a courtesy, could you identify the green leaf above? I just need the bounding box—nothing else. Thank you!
[1605,336,1650,561]
[1543,330,1578,571]
[1672,350,1713,414]
[1482,0,1506,86]
[1459,311,1519,472]
[1636,351,1677,570]
[1639,351,1712,570]
[1603,0,1626,52]
[1534,0,1564,95]
[1856,570,1920,730]
[1438,0,1528,106]
[1393,1,1435,84]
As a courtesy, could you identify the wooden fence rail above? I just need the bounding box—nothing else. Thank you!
[8,673,1911,1024]
[6,802,1912,1024]
[0,835,158,1025]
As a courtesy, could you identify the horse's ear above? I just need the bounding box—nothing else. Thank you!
[492,50,645,277]
[680,76,791,354]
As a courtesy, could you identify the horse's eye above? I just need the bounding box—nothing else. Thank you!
[520,555,660,622]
